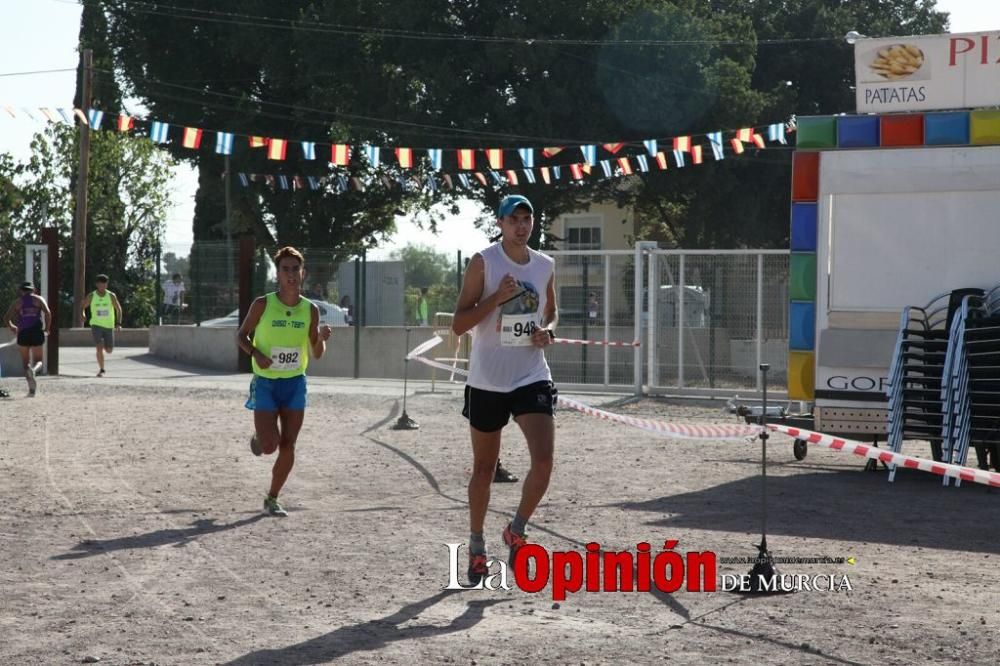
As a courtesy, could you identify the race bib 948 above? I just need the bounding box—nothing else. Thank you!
[500,314,537,347]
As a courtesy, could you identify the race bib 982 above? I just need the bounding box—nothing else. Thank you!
[269,346,302,371]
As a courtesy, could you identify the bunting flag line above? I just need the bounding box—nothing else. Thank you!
[427,148,442,170]
[182,127,203,149]
[307,176,320,190]
[730,138,745,155]
[542,147,563,158]
[301,141,316,160]
[736,128,753,143]
[278,175,289,190]
[56,108,71,123]
[457,173,471,189]
[540,166,551,184]
[116,114,134,132]
[768,122,787,145]
[87,109,104,129]
[751,132,766,149]
[505,169,519,185]
[457,149,475,170]
[581,144,597,166]
[149,120,169,143]
[673,136,691,153]
[523,168,536,184]
[635,154,649,172]
[331,144,350,166]
[707,132,725,160]
[426,174,438,192]
[600,160,613,178]
[474,172,488,186]
[238,173,249,187]
[552,165,562,180]
[655,152,668,170]
[673,149,686,168]
[486,148,504,169]
[396,147,413,168]
[268,138,288,161]
[72,108,88,126]
[518,147,534,168]
[215,132,234,155]
[488,170,503,186]
[569,163,584,180]
[643,139,658,156]
[617,156,633,175]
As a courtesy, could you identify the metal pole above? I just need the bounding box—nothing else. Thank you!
[581,255,589,384]
[361,249,367,327]
[678,255,685,388]
[155,239,162,325]
[756,253,765,392]
[647,249,657,389]
[353,257,361,379]
[72,49,93,328]
[225,155,234,308]
[391,328,419,429]
[457,250,462,292]
[604,256,610,386]
[760,363,769,541]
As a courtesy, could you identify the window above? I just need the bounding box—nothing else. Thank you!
[563,216,602,264]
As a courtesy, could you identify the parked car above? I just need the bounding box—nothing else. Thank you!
[200,300,349,327]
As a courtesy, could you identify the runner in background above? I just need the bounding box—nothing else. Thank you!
[80,274,123,377]
[3,281,51,397]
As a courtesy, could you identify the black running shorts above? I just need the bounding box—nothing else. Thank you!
[462,380,557,433]
[17,323,44,347]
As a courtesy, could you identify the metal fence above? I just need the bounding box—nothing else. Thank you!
[548,247,789,396]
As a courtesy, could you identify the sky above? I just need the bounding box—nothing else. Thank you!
[1,0,998,257]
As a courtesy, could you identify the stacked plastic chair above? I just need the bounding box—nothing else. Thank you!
[886,288,985,482]
[940,285,1000,486]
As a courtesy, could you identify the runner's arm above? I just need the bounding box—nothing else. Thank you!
[452,254,520,336]
[111,292,123,328]
[236,297,270,368]
[309,303,330,359]
[531,274,558,347]
[3,300,18,332]
[37,296,52,334]
[78,293,91,327]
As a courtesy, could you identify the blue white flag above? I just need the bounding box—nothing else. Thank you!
[523,169,536,184]
[673,149,686,168]
[278,175,289,190]
[643,139,658,156]
[600,160,612,178]
[337,175,349,193]
[87,109,104,129]
[427,148,442,170]
[307,176,320,190]
[489,170,503,186]
[768,123,787,145]
[635,154,649,172]
[238,173,249,187]
[518,148,535,168]
[56,108,72,123]
[581,145,597,166]
[707,132,725,160]
[301,142,316,160]
[426,174,438,192]
[365,145,380,166]
[150,121,170,143]
[215,132,234,155]
[457,174,472,189]
[552,166,562,180]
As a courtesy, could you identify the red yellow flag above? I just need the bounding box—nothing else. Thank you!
[486,149,503,169]
[691,145,703,164]
[673,136,691,152]
[751,133,766,149]
[540,167,551,184]
[569,164,584,180]
[249,136,267,148]
[267,138,287,160]
[505,170,519,185]
[736,128,753,142]
[655,152,668,170]
[730,138,745,155]
[473,172,488,186]
[542,147,563,158]
[617,157,633,175]
[457,149,475,170]
[395,147,413,168]
[182,127,203,149]
[602,143,625,154]
[331,144,351,165]
[116,115,134,132]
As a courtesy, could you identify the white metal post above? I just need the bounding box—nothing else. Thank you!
[678,255,685,388]
[633,243,644,394]
[25,244,49,373]
[647,250,658,389]
[604,256,611,387]
[756,253,764,391]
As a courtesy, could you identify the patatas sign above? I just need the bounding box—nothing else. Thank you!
[855,30,1000,113]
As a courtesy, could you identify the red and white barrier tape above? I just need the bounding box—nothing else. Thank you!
[406,335,445,360]
[558,396,761,441]
[769,424,1000,488]
[553,338,641,347]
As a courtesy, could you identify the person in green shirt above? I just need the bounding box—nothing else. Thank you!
[79,274,123,377]
[417,287,429,326]
[236,246,332,517]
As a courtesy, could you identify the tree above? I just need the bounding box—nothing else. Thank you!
[9,125,175,327]
[391,243,455,289]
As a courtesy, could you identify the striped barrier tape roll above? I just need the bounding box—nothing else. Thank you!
[406,335,445,359]
[557,396,761,441]
[769,424,1000,488]
[553,338,641,347]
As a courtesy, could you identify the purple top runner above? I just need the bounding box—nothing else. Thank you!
[18,293,41,329]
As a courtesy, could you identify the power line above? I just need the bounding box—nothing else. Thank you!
[75,0,843,48]
[0,67,78,78]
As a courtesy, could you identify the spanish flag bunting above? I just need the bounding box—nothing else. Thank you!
[655,152,669,170]
[331,144,351,166]
[673,136,691,152]
[581,162,592,175]
[617,157,633,175]
[249,136,266,148]
[691,145,703,164]
[569,163,584,180]
[396,147,414,168]
[751,133,766,149]
[486,148,504,169]
[473,171,488,186]
[540,167,551,184]
[457,149,475,170]
[267,138,287,160]
[736,128,753,143]
[602,143,625,154]
[542,147,563,158]
[506,169,519,185]
[730,138,745,155]
[116,114,134,132]
[182,127,203,149]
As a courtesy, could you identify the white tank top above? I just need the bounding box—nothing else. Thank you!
[467,242,554,392]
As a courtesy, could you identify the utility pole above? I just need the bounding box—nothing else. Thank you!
[224,155,234,304]
[72,49,93,327]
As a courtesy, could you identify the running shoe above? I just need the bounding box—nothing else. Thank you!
[494,460,519,483]
[249,433,262,456]
[502,523,528,567]
[32,361,43,375]
[264,495,287,517]
[97,368,105,377]
[468,552,488,586]
[27,388,36,398]
[25,366,36,394]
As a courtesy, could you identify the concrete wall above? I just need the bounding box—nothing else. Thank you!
[149,325,450,379]
[0,331,22,378]
[61,328,149,347]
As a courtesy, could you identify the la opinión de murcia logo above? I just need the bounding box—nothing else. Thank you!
[445,541,854,598]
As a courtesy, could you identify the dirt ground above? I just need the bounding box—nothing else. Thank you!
[2,353,999,665]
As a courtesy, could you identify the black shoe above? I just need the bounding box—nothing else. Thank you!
[494,460,519,483]
[468,552,488,586]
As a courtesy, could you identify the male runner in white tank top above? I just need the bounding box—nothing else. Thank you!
[452,194,557,585]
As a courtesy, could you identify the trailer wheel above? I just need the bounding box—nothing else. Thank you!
[793,439,808,461]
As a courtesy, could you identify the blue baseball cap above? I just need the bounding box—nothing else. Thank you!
[498,194,534,218]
